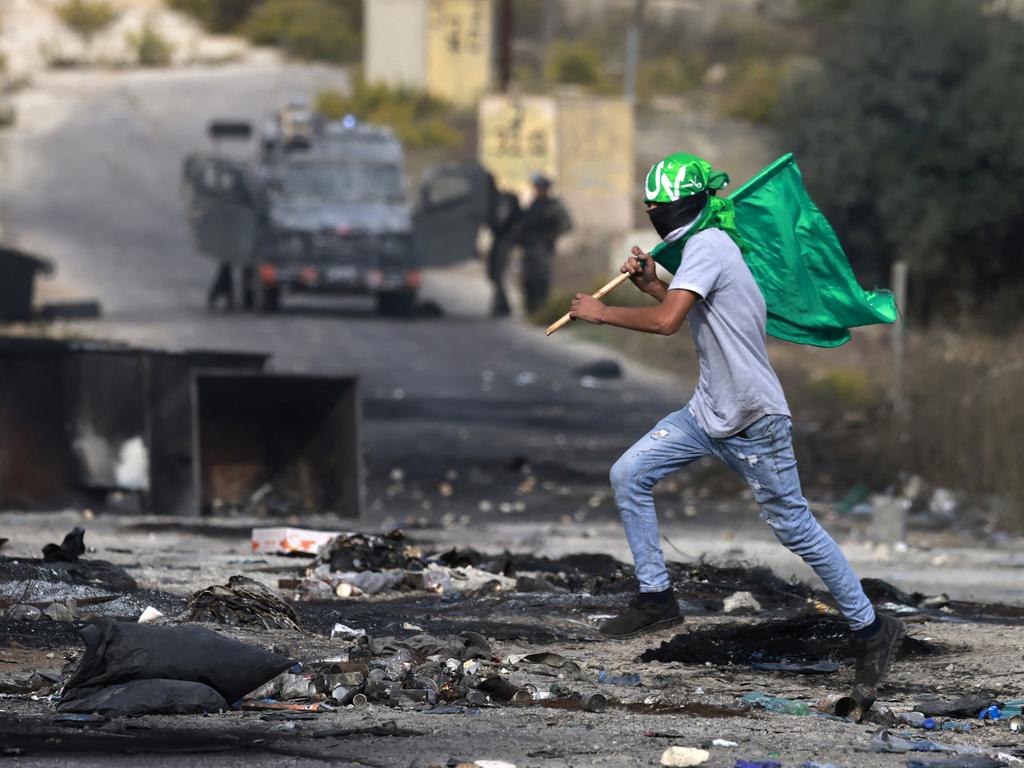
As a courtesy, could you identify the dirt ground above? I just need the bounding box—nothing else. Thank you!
[2,509,1023,768]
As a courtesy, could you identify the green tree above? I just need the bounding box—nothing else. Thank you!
[778,0,1024,324]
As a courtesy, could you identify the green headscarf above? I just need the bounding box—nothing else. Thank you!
[643,152,747,256]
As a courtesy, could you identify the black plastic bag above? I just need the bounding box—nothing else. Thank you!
[64,620,294,703]
[58,679,226,717]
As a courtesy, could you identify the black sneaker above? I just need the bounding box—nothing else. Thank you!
[850,613,906,690]
[598,590,685,639]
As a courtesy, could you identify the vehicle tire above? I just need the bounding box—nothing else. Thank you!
[258,283,281,313]
[376,290,417,317]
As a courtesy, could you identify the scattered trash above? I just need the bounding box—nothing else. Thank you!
[580,693,607,713]
[240,700,324,712]
[905,758,1004,768]
[42,527,86,562]
[735,761,782,768]
[978,705,1002,720]
[508,652,586,681]
[6,604,42,621]
[137,606,164,624]
[914,694,1003,718]
[741,692,810,716]
[713,739,739,747]
[815,684,876,722]
[315,530,417,572]
[660,746,710,766]
[331,623,367,641]
[723,591,762,614]
[751,661,839,674]
[251,527,342,556]
[42,600,76,623]
[868,728,977,754]
[1008,716,1023,732]
[597,670,641,687]
[185,575,301,631]
[899,712,938,729]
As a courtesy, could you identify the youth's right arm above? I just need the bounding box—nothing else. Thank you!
[622,248,669,302]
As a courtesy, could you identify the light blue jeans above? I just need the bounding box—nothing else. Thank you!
[610,405,876,630]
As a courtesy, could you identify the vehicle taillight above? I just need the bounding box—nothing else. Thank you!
[406,270,423,289]
[259,264,278,284]
[299,266,317,285]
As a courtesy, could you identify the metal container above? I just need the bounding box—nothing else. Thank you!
[194,371,361,516]
[580,693,607,713]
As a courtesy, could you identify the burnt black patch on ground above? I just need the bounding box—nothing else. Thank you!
[640,615,944,666]
[0,618,83,649]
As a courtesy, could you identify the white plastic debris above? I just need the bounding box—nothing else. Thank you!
[722,590,762,614]
[137,606,164,624]
[711,739,738,747]
[660,746,710,766]
[474,762,517,768]
[330,623,366,641]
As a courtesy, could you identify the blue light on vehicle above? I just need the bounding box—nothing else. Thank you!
[342,114,357,129]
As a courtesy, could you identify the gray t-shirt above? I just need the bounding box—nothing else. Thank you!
[667,228,790,438]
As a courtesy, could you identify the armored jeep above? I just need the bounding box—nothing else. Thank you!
[182,116,492,315]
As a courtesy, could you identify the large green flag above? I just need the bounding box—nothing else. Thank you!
[650,153,898,347]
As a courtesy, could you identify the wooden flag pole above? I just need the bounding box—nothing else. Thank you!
[544,271,633,336]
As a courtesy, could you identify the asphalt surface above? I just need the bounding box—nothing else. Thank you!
[0,62,682,519]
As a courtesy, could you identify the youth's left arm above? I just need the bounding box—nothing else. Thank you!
[569,289,698,336]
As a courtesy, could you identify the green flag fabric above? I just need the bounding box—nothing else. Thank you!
[649,153,898,347]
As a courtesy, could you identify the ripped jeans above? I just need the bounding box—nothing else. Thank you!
[609,404,875,630]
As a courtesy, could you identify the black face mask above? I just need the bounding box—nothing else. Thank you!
[647,192,708,239]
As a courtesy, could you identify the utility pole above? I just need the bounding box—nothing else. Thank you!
[624,0,646,101]
[498,0,512,91]
[890,259,908,417]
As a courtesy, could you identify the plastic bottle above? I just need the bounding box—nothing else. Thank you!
[597,670,642,686]
[898,712,937,729]
[742,691,811,716]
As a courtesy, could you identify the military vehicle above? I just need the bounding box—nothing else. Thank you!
[182,111,493,315]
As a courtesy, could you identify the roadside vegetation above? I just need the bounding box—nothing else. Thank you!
[54,0,119,46]
[167,0,361,64]
[316,80,466,149]
[128,21,174,67]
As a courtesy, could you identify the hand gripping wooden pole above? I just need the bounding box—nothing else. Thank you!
[544,271,633,336]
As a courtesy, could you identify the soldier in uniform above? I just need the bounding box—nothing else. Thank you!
[513,173,573,315]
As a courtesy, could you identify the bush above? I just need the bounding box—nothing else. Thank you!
[54,0,119,43]
[166,0,261,33]
[777,0,1024,323]
[129,22,174,67]
[546,40,601,86]
[315,81,463,148]
[637,53,708,103]
[242,0,361,64]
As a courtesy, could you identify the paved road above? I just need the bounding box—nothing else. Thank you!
[0,62,682,518]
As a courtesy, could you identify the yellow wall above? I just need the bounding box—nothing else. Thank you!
[556,98,634,232]
[425,0,493,106]
[480,94,634,232]
[479,95,559,202]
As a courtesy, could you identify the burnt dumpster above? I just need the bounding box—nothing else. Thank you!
[195,372,361,516]
[0,337,362,516]
[0,247,52,322]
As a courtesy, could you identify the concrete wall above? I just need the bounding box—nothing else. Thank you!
[364,0,493,105]
[363,0,429,90]
[425,0,493,105]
